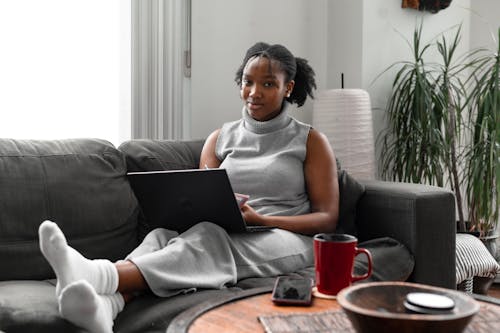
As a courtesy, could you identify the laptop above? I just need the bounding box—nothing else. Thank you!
[127,168,273,233]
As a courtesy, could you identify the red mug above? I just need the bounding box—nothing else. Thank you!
[313,233,373,296]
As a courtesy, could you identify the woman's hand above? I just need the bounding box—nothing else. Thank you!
[240,204,265,226]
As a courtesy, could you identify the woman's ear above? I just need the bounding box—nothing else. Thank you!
[286,80,295,97]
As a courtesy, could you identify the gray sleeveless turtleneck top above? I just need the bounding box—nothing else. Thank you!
[215,104,312,217]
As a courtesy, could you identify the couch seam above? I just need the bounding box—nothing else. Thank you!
[34,148,51,222]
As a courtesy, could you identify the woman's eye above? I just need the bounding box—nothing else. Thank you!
[264,82,275,87]
[242,79,252,86]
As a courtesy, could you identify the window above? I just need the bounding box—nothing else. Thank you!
[0,0,131,146]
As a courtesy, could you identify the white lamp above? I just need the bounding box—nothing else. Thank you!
[312,89,375,180]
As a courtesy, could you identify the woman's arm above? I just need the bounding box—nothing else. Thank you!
[242,129,339,235]
[199,129,222,169]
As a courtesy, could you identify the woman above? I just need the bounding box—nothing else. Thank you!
[39,42,339,332]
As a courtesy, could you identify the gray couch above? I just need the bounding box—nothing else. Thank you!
[0,138,456,332]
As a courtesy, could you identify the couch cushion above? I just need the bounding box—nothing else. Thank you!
[0,139,140,280]
[335,169,365,236]
[0,280,77,333]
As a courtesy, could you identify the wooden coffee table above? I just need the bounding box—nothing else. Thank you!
[189,292,339,332]
[167,286,500,333]
[167,286,341,333]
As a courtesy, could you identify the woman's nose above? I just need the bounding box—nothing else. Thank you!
[249,85,261,97]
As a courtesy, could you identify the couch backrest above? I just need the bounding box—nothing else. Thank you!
[0,139,140,280]
[119,139,205,172]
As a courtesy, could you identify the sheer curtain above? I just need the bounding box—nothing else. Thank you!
[0,0,131,147]
[131,0,191,140]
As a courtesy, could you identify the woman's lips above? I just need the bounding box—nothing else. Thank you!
[247,101,263,110]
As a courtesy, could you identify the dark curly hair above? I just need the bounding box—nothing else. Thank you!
[235,42,316,107]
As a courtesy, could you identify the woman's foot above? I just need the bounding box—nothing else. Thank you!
[38,220,118,296]
[59,280,124,333]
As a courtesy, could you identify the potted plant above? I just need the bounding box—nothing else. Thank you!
[378,23,500,293]
[378,24,499,241]
[464,28,500,249]
[379,24,445,188]
[378,24,471,232]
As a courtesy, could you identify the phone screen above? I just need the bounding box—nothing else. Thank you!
[271,276,313,305]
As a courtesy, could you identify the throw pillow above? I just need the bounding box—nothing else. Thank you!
[335,169,365,236]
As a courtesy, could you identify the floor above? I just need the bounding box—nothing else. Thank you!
[488,283,500,299]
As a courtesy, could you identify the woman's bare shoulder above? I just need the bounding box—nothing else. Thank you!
[307,128,332,152]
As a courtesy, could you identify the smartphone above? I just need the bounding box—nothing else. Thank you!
[271,276,313,306]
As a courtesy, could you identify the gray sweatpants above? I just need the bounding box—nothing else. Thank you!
[125,222,314,297]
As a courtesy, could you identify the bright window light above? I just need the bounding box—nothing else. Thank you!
[0,0,131,147]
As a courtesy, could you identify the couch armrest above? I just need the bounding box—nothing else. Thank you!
[356,180,456,289]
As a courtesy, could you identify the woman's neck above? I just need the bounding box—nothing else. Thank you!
[242,102,291,134]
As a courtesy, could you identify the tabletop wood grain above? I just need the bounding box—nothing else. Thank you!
[188,292,341,333]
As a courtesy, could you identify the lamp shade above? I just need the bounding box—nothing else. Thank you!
[312,89,375,180]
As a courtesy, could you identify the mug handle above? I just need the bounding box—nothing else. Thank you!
[351,247,373,282]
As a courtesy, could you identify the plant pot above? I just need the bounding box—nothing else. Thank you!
[480,233,499,261]
[479,233,500,288]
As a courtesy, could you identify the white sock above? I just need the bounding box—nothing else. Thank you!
[59,280,125,333]
[39,220,119,296]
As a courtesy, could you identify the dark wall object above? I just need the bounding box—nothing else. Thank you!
[402,0,453,13]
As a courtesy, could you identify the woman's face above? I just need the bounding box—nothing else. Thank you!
[240,56,294,121]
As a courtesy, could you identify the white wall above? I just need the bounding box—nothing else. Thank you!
[470,0,500,52]
[326,0,363,89]
[190,0,327,140]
